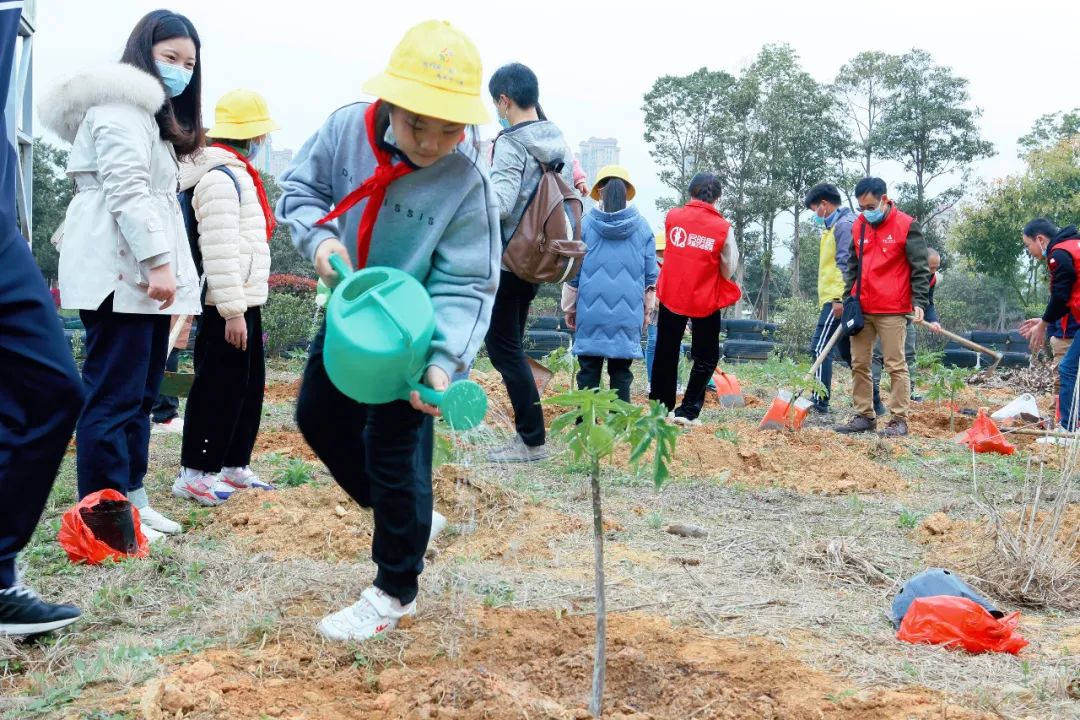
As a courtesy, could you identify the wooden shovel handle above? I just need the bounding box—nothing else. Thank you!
[167,315,190,355]
[906,315,1003,363]
[804,324,845,382]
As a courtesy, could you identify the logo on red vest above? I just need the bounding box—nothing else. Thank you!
[668,225,716,252]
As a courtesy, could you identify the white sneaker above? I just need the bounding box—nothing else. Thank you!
[151,418,184,435]
[140,524,165,544]
[171,470,234,506]
[672,415,702,428]
[138,506,181,535]
[317,587,416,642]
[220,466,274,491]
[429,511,447,546]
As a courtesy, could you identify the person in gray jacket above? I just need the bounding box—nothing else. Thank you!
[486,63,576,463]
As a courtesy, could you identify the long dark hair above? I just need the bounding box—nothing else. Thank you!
[601,178,628,212]
[120,10,203,157]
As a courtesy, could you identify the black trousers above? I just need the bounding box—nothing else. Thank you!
[577,355,633,403]
[181,305,265,472]
[0,235,84,587]
[296,323,433,605]
[151,349,181,423]
[77,295,170,498]
[809,302,841,410]
[648,303,721,420]
[484,270,544,446]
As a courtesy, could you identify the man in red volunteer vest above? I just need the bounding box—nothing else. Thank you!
[836,177,930,437]
[1019,218,1080,429]
[649,172,740,426]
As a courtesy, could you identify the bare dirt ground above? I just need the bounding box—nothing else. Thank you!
[2,358,1077,720]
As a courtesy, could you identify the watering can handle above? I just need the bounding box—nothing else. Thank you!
[370,288,414,348]
[328,253,352,282]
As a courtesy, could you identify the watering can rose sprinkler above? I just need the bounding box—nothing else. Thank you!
[322,254,488,431]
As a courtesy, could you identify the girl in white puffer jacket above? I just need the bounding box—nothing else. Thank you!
[172,90,279,506]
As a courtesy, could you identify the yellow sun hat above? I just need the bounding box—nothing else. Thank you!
[206,89,280,140]
[362,20,490,126]
[590,165,636,202]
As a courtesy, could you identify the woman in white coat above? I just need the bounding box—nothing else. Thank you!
[172,90,278,505]
[39,10,204,540]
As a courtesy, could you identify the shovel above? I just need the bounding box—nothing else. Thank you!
[908,316,1003,370]
[759,324,845,431]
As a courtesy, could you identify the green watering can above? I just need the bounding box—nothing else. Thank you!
[323,254,487,431]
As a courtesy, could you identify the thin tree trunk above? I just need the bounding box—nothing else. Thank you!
[791,205,801,298]
[589,460,606,718]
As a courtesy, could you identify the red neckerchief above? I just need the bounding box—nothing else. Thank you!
[209,143,276,242]
[315,101,415,269]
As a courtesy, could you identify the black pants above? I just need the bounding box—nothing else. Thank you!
[485,270,544,446]
[809,302,842,410]
[649,303,721,421]
[0,235,84,587]
[77,295,170,499]
[181,305,265,472]
[151,349,181,423]
[577,356,633,403]
[296,323,433,605]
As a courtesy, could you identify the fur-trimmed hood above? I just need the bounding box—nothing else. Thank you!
[39,63,165,143]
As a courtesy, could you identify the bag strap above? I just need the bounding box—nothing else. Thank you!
[854,221,867,300]
[210,165,242,201]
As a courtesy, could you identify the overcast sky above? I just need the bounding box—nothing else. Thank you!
[32,0,1080,240]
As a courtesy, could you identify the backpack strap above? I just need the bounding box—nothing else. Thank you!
[209,165,242,200]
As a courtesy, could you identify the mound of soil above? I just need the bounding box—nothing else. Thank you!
[131,608,988,720]
[209,467,583,564]
[265,379,302,404]
[253,430,320,463]
[637,420,908,495]
[917,506,1080,574]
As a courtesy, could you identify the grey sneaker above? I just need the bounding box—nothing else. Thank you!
[487,438,550,463]
[835,415,877,434]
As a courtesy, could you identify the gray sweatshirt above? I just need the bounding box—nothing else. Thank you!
[490,120,576,244]
[275,102,501,377]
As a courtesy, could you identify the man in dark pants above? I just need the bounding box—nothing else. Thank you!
[0,0,84,635]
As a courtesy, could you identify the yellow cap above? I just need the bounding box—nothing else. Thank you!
[655,231,666,251]
[362,20,490,126]
[207,89,280,140]
[590,165,636,201]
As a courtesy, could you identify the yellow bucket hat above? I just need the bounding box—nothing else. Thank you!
[207,89,280,140]
[590,165,636,202]
[362,20,490,126]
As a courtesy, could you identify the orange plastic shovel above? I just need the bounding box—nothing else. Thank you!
[759,324,845,431]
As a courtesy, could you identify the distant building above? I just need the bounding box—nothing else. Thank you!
[269,149,294,179]
[578,137,620,188]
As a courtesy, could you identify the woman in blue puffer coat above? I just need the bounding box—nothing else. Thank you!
[561,166,657,402]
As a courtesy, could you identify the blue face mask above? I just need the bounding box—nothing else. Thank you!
[247,140,262,159]
[862,207,886,225]
[497,116,511,130]
[156,61,193,98]
[811,214,825,228]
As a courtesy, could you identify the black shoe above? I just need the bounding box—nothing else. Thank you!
[835,415,877,434]
[873,400,888,417]
[810,403,830,415]
[0,586,81,635]
[910,394,923,403]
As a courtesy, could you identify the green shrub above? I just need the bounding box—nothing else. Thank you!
[262,291,317,357]
[772,297,819,360]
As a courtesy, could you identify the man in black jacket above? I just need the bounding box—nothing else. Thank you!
[1020,218,1080,429]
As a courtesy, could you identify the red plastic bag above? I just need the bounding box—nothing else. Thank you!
[57,489,150,564]
[897,595,1028,654]
[956,408,1015,455]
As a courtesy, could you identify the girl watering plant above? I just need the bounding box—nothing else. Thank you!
[276,20,500,642]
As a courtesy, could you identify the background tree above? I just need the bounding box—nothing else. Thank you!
[1017,108,1080,156]
[877,49,994,238]
[32,139,73,284]
[642,68,735,210]
[833,51,899,176]
[263,175,316,279]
